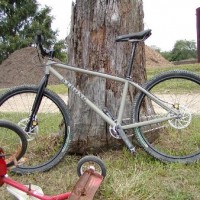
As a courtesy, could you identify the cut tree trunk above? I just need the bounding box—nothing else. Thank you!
[67,0,146,154]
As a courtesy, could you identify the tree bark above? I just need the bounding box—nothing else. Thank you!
[67,0,146,154]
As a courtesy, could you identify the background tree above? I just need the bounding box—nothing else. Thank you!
[54,39,67,62]
[170,40,197,61]
[0,0,65,63]
[150,45,161,53]
[160,40,197,61]
[67,0,146,153]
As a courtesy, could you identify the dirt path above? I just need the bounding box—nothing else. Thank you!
[1,92,200,114]
[0,94,68,113]
[152,93,200,113]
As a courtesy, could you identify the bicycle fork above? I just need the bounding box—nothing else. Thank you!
[25,74,49,132]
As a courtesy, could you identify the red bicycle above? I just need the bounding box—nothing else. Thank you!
[0,120,106,200]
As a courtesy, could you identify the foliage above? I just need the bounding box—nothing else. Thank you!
[160,40,197,61]
[171,40,197,61]
[0,0,66,63]
[54,39,68,63]
[160,51,173,61]
[150,45,162,53]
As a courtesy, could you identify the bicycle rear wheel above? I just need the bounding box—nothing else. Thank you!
[133,70,200,163]
[0,85,73,173]
[0,120,27,167]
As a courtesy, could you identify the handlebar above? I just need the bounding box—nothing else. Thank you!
[35,32,55,59]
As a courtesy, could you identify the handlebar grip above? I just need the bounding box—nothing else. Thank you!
[35,31,54,58]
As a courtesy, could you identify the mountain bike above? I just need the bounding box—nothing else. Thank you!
[1,29,200,174]
[0,120,27,167]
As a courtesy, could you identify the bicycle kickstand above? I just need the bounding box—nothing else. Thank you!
[115,125,136,154]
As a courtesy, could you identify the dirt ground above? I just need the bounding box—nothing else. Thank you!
[0,46,173,88]
[0,47,66,88]
[145,45,174,68]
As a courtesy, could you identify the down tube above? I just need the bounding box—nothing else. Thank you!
[48,66,116,127]
[66,82,116,126]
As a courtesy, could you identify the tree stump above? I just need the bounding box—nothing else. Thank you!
[67,0,146,153]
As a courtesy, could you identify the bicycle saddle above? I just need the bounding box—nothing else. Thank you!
[115,29,151,42]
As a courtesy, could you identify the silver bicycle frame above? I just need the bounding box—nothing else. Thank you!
[45,60,176,130]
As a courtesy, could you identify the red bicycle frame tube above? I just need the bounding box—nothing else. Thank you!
[2,176,71,200]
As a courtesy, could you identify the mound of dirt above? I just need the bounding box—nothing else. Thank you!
[0,46,173,88]
[145,45,174,67]
[0,47,65,88]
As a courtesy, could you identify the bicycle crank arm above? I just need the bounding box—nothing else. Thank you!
[115,125,136,154]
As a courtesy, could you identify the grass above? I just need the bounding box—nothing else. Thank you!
[1,63,200,199]
[0,126,24,166]
[47,84,68,94]
[0,88,7,96]
[146,63,200,80]
[1,149,200,199]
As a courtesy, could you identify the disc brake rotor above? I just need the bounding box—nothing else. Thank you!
[168,105,192,129]
[18,118,38,141]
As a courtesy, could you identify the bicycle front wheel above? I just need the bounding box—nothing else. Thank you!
[0,85,73,173]
[77,155,107,178]
[0,120,27,167]
[133,70,200,163]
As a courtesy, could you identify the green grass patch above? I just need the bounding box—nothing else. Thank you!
[1,149,200,199]
[47,84,68,94]
[0,88,7,95]
[146,64,200,80]
[146,64,200,93]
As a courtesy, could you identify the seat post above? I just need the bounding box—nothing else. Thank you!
[126,42,137,79]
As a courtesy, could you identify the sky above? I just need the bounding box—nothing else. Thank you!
[37,0,73,38]
[37,0,199,51]
[143,0,199,51]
